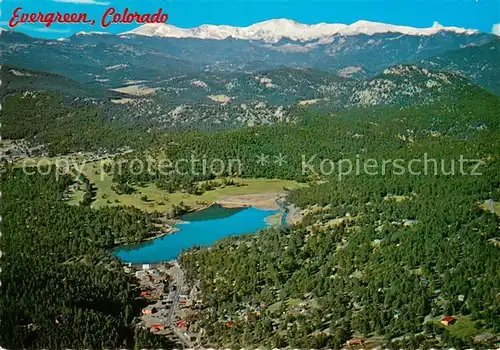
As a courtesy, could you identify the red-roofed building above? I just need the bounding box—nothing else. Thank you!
[151,324,165,332]
[177,320,188,329]
[346,338,365,349]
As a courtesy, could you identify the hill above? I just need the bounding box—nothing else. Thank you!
[0,65,118,99]
[420,38,500,94]
[110,65,485,130]
[170,93,500,348]
[1,63,490,144]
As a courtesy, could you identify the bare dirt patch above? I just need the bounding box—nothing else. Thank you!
[111,84,159,96]
[217,192,285,210]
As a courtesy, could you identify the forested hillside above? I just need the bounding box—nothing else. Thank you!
[0,168,176,348]
[0,65,117,99]
[110,89,499,189]
[420,38,500,95]
[1,92,160,156]
[175,93,500,348]
[2,63,494,157]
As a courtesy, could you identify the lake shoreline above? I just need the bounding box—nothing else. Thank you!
[115,191,302,253]
[115,206,278,263]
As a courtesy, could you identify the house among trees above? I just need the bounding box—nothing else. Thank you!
[177,320,188,329]
[441,317,456,326]
[142,306,157,315]
[150,324,165,332]
[347,338,365,348]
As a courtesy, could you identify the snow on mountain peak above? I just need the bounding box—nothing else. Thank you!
[120,19,479,42]
[339,20,477,36]
[76,31,111,36]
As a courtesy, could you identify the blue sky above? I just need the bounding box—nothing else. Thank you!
[2,0,499,39]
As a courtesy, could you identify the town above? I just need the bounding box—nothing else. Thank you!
[124,261,201,347]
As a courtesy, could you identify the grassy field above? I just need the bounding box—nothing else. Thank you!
[66,161,305,213]
[86,179,304,213]
[14,156,306,213]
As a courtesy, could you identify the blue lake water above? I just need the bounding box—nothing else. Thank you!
[114,206,278,263]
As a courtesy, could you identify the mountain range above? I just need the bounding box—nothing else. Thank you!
[1,22,497,87]
[1,19,499,130]
[119,19,479,43]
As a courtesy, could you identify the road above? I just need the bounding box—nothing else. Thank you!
[487,199,496,214]
[166,261,193,348]
[173,327,194,348]
[168,261,185,321]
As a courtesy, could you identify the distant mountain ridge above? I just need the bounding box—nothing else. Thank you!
[119,19,479,43]
[1,28,495,90]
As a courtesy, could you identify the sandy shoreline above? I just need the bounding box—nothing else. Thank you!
[144,226,181,241]
[217,192,305,227]
[216,192,286,210]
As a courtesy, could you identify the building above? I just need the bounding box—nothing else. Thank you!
[403,219,417,227]
[177,320,188,330]
[142,306,157,315]
[441,317,456,326]
[151,324,165,332]
[347,338,364,348]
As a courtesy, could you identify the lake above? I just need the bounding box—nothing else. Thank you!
[114,205,279,263]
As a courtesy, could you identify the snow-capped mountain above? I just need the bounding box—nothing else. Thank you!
[121,19,479,43]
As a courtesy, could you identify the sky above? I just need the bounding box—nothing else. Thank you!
[1,0,499,39]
